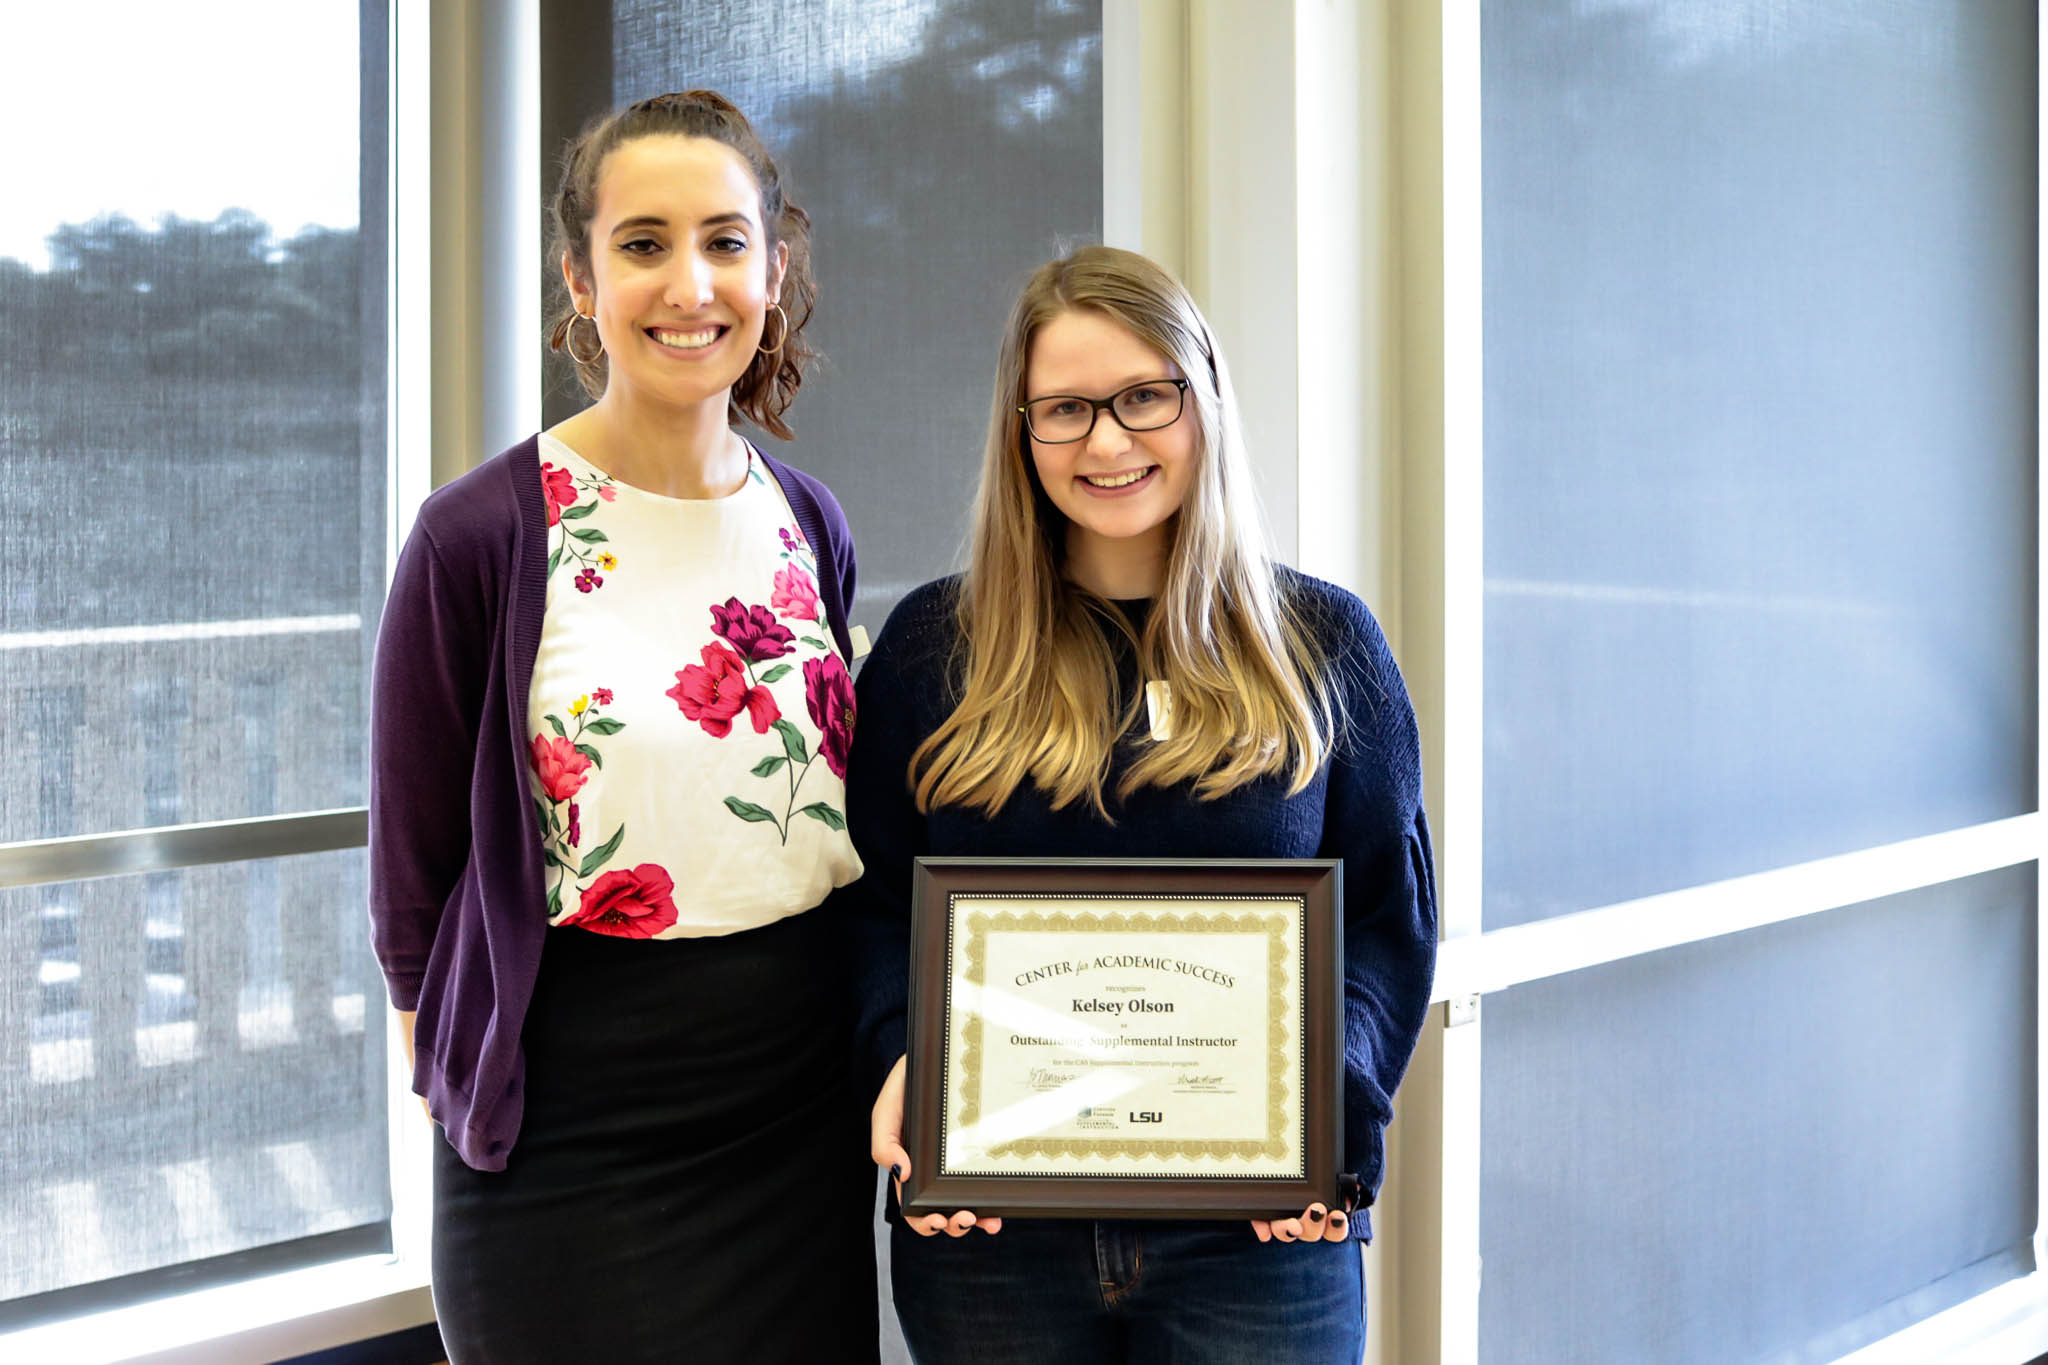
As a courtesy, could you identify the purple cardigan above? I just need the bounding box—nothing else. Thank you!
[368,435,857,1171]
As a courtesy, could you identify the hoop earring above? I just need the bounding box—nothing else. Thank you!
[757,302,789,357]
[566,312,605,365]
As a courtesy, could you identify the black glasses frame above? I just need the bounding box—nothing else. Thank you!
[1017,378,1191,443]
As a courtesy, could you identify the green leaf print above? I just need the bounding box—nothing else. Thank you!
[547,545,562,578]
[578,824,626,877]
[799,636,827,649]
[575,742,603,768]
[750,755,789,777]
[758,663,794,685]
[569,527,609,543]
[545,713,567,738]
[772,718,809,765]
[584,717,626,735]
[723,797,780,824]
[797,803,847,831]
[546,880,562,919]
[558,500,596,521]
[542,845,571,871]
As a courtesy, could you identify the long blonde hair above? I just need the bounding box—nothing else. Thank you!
[910,246,1332,818]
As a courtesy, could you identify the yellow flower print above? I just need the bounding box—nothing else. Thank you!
[570,694,589,716]
[598,552,617,570]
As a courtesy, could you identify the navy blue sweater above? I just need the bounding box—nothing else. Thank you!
[840,571,1438,1213]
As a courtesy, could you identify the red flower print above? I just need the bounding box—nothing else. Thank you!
[575,568,604,593]
[667,643,780,737]
[562,863,679,938]
[804,655,856,779]
[710,598,795,662]
[566,801,582,848]
[597,485,617,501]
[530,733,593,801]
[541,462,577,526]
[592,688,614,705]
[771,564,820,621]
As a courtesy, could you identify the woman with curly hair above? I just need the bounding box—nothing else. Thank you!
[369,91,876,1362]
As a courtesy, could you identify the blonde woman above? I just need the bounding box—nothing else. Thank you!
[843,246,1437,1363]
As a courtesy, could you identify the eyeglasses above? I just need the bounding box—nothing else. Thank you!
[1017,378,1190,444]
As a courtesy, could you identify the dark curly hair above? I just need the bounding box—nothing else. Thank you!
[547,90,816,440]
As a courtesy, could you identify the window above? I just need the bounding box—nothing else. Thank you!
[0,0,393,1327]
[542,0,1105,629]
[1443,1,2042,1359]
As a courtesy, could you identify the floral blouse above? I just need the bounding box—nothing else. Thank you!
[525,433,862,938]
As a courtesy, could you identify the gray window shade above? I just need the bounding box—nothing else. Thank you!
[0,0,390,1319]
[578,0,1104,631]
[1479,865,2038,1365]
[1481,0,2039,927]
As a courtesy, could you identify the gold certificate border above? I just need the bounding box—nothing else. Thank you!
[944,895,1304,1169]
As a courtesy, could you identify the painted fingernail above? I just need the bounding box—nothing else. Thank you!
[1332,1212,1347,1227]
[891,1165,903,1181]
[1307,1208,1325,1222]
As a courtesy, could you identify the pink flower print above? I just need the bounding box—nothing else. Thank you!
[530,733,593,802]
[541,462,577,526]
[562,864,679,938]
[597,485,617,501]
[667,642,781,738]
[804,655,856,780]
[771,564,820,621]
[566,801,582,848]
[710,598,794,662]
[575,567,604,593]
[592,688,614,705]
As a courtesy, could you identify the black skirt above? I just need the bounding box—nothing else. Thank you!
[431,911,880,1364]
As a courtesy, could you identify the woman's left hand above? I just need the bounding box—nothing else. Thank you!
[1251,1202,1349,1244]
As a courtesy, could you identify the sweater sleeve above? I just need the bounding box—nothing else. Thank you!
[810,470,859,662]
[838,586,951,1103]
[367,519,490,1011]
[1313,586,1440,1197]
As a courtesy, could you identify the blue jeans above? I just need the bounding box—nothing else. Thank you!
[890,1218,1364,1364]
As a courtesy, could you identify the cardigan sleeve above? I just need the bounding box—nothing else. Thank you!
[367,519,491,1011]
[1313,586,1440,1197]
[839,585,952,1102]
[807,468,859,661]
[831,488,858,641]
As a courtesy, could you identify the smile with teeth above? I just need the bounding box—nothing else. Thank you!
[1082,467,1155,489]
[649,325,725,350]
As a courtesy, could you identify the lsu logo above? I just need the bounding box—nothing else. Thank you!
[1129,1110,1164,1124]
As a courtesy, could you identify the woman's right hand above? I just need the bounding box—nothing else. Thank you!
[398,1009,432,1123]
[871,1054,1002,1237]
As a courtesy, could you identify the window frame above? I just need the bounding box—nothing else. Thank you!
[1410,2,2048,1362]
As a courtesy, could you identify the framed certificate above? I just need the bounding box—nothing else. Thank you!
[900,857,1343,1220]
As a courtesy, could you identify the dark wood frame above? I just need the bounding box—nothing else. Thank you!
[901,857,1343,1220]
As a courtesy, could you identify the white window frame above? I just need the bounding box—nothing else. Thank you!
[1420,2,2048,1361]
